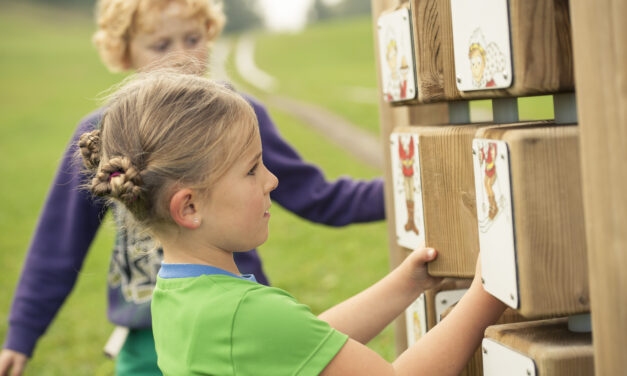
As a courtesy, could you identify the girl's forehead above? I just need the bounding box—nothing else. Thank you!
[135,1,207,33]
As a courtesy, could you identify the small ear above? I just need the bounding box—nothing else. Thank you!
[169,188,200,229]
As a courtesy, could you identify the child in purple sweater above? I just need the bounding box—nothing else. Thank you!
[0,1,384,375]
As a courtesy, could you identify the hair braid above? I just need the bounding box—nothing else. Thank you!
[78,130,102,169]
[91,156,143,204]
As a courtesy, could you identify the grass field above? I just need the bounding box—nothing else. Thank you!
[0,3,393,375]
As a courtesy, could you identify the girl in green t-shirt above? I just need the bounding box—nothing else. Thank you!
[79,70,505,375]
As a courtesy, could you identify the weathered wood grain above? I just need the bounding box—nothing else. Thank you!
[408,0,574,102]
[484,318,594,375]
[570,0,627,374]
[475,124,589,317]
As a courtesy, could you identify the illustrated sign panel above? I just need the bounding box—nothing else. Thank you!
[434,289,467,323]
[482,339,536,376]
[450,0,513,91]
[472,139,519,308]
[377,8,417,102]
[391,132,425,249]
[405,293,427,346]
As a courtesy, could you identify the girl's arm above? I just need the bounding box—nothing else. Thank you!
[320,260,506,376]
[2,112,106,361]
[318,248,441,344]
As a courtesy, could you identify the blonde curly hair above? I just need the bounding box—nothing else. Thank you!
[93,0,225,72]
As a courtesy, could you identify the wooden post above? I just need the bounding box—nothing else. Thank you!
[372,0,449,355]
[570,0,627,374]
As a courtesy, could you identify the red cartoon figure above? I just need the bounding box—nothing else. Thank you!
[399,136,420,234]
[399,56,409,99]
[479,142,499,220]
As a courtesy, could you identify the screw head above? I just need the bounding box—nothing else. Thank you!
[527,369,532,376]
[456,76,462,84]
[510,293,515,300]
[482,347,487,354]
[481,278,485,284]
[441,299,448,305]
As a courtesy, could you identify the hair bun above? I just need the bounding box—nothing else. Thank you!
[91,156,143,204]
[78,130,102,169]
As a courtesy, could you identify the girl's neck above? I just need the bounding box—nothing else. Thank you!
[160,240,240,275]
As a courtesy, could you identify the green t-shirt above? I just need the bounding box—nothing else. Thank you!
[152,272,348,375]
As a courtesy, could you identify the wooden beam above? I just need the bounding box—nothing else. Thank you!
[475,124,589,317]
[570,0,627,374]
[484,318,594,375]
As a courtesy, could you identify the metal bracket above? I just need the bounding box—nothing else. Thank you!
[553,92,578,124]
[568,313,592,333]
[448,101,471,124]
[492,97,519,123]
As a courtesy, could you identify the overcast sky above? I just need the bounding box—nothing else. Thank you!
[258,0,342,31]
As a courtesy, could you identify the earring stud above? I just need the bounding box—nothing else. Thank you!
[193,218,200,224]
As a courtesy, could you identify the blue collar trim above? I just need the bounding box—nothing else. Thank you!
[158,263,257,283]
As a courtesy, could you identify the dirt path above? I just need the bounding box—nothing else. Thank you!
[211,36,384,171]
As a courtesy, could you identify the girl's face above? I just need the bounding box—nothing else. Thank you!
[128,2,209,74]
[198,132,278,253]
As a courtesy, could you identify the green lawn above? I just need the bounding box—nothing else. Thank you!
[0,3,393,375]
[255,17,382,135]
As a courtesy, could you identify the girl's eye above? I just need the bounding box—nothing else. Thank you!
[247,163,259,176]
[185,34,201,47]
[151,40,170,52]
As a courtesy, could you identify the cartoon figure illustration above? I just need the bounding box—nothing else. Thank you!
[398,136,420,234]
[385,37,401,101]
[468,28,507,89]
[412,311,423,340]
[399,55,409,99]
[479,142,499,220]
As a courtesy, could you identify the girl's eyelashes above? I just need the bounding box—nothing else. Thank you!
[247,163,259,176]
[185,33,201,47]
[151,39,170,52]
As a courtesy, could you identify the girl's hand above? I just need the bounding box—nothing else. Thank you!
[401,246,443,292]
[0,349,28,376]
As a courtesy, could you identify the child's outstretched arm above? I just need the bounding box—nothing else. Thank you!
[318,247,441,344]
[320,257,506,375]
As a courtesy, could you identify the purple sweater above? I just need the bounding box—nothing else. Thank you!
[4,94,385,357]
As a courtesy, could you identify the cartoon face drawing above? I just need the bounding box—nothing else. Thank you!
[466,28,505,89]
[469,44,486,85]
[386,39,399,79]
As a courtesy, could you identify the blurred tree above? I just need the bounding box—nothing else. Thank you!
[307,0,334,23]
[307,0,372,24]
[223,0,263,33]
[23,0,95,12]
[334,0,371,17]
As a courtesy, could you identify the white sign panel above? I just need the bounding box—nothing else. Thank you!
[405,293,427,346]
[434,289,467,323]
[472,139,519,308]
[377,8,417,102]
[450,0,513,91]
[391,132,426,249]
[482,339,536,376]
